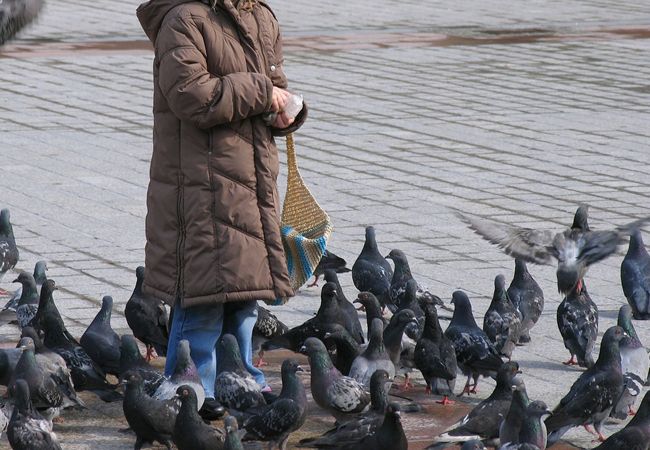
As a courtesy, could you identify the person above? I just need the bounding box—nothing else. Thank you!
[136,0,307,419]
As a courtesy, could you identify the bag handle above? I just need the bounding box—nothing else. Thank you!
[285,133,298,179]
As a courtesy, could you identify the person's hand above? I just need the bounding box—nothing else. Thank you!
[272,111,295,129]
[270,87,291,113]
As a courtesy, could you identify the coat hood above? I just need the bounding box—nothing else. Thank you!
[137,0,198,42]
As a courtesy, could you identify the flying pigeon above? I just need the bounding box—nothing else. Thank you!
[349,318,395,387]
[546,326,627,445]
[595,390,650,450]
[507,259,544,344]
[300,337,370,422]
[556,280,598,367]
[352,226,393,308]
[0,209,19,296]
[611,304,649,419]
[324,269,365,344]
[414,298,457,405]
[500,400,551,450]
[309,250,350,287]
[6,379,62,450]
[3,260,47,313]
[154,339,204,410]
[385,249,446,312]
[322,325,361,376]
[353,291,388,331]
[119,334,164,396]
[242,359,307,449]
[252,304,289,367]
[444,291,504,395]
[621,228,650,319]
[172,384,225,450]
[215,333,266,411]
[124,266,168,361]
[458,205,650,294]
[483,274,522,360]
[80,295,121,376]
[122,371,177,450]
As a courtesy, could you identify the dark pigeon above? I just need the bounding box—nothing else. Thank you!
[11,272,39,328]
[309,250,350,287]
[595,390,650,450]
[224,416,245,450]
[414,298,457,404]
[444,291,504,395]
[299,337,370,422]
[507,259,544,344]
[7,379,61,450]
[611,304,649,419]
[383,308,419,389]
[352,226,393,309]
[0,209,19,295]
[353,291,388,331]
[395,279,426,340]
[3,260,47,313]
[428,362,521,446]
[154,339,204,410]
[215,333,266,411]
[322,325,361,376]
[621,228,650,320]
[483,274,522,360]
[501,401,551,450]
[172,385,225,450]
[31,280,121,402]
[349,318,395,387]
[499,380,530,445]
[242,359,307,449]
[119,334,164,396]
[556,280,598,367]
[324,269,365,344]
[252,304,289,367]
[459,205,650,294]
[0,338,25,385]
[546,326,627,445]
[124,266,168,361]
[122,371,176,450]
[461,441,486,450]
[80,295,121,376]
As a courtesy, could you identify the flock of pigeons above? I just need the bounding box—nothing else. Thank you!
[1,204,650,450]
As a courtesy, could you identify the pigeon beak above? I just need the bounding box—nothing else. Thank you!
[12,278,19,283]
[516,370,523,374]
[387,378,394,383]
[323,332,332,339]
[299,345,308,355]
[296,365,305,373]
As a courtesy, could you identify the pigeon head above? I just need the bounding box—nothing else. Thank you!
[369,369,391,413]
[594,326,627,368]
[135,266,145,281]
[281,358,304,377]
[404,278,418,301]
[299,337,335,372]
[363,226,378,249]
[133,266,145,294]
[556,267,581,295]
[450,291,478,327]
[421,301,442,339]
[11,379,34,414]
[390,309,418,329]
[513,258,530,278]
[320,282,338,302]
[17,336,34,351]
[527,400,551,418]
[461,440,486,450]
[218,334,246,374]
[176,384,198,409]
[12,271,35,286]
[323,268,340,284]
[496,361,521,390]
[34,260,48,283]
[122,370,144,388]
[617,304,638,340]
[225,415,239,433]
[120,335,145,365]
[173,339,197,378]
[299,337,327,356]
[0,208,12,235]
[323,324,350,341]
[627,228,648,257]
[491,274,510,305]
[571,205,590,231]
[20,327,43,350]
[386,402,401,417]
[354,291,381,311]
[94,295,114,323]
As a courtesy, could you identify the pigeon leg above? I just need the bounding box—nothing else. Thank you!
[424,384,431,395]
[458,375,473,397]
[563,355,578,366]
[583,424,597,435]
[145,344,157,362]
[307,275,320,288]
[469,373,480,394]
[629,406,637,416]
[400,374,413,390]
[595,432,607,442]
[255,351,267,368]
[436,395,455,406]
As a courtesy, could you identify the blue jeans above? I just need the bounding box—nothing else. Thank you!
[165,299,265,398]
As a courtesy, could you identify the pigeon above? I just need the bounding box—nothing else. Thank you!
[119,334,165,395]
[0,208,19,295]
[385,249,446,312]
[300,337,370,422]
[611,304,649,419]
[125,266,168,361]
[172,385,225,450]
[262,282,346,353]
[429,362,522,446]
[224,416,245,450]
[349,318,395,387]
[3,260,47,313]
[32,280,121,402]
[621,228,650,320]
[395,279,426,340]
[445,291,504,395]
[215,333,266,411]
[499,380,530,445]
[322,325,361,376]
[0,338,25,385]
[154,339,204,410]
[595,390,650,450]
[507,259,544,344]
[546,326,627,445]
[324,269,365,344]
[80,295,121,376]
[309,250,350,287]
[6,379,61,450]
[461,441,486,450]
[122,371,177,450]
[242,359,307,449]
[483,274,522,360]
[353,291,388,331]
[556,280,598,367]
[10,272,39,328]
[299,369,392,448]
[500,401,551,450]
[352,226,393,308]
[383,308,419,389]
[252,304,289,367]
[458,205,650,294]
[414,298,457,404]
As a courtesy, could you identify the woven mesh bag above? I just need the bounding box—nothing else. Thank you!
[277,133,332,302]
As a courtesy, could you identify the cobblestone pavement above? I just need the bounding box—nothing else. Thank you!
[1,0,650,448]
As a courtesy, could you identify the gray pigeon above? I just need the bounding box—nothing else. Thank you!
[459,205,650,294]
[349,318,395,387]
[621,228,650,320]
[483,274,522,360]
[383,308,419,389]
[499,380,530,445]
[7,379,61,450]
[80,295,121,376]
[352,226,393,309]
[119,334,165,396]
[611,304,649,419]
[0,209,19,295]
[546,326,627,445]
[324,269,365,344]
[507,259,544,344]
[395,279,426,340]
[224,416,245,450]
[445,291,504,395]
[556,280,598,367]
[215,333,266,411]
[252,304,288,367]
[3,260,47,313]
[500,401,550,449]
[595,389,650,450]
[12,272,38,329]
[300,337,370,422]
[172,385,225,450]
[154,339,204,410]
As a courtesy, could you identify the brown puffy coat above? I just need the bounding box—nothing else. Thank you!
[137,0,306,307]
